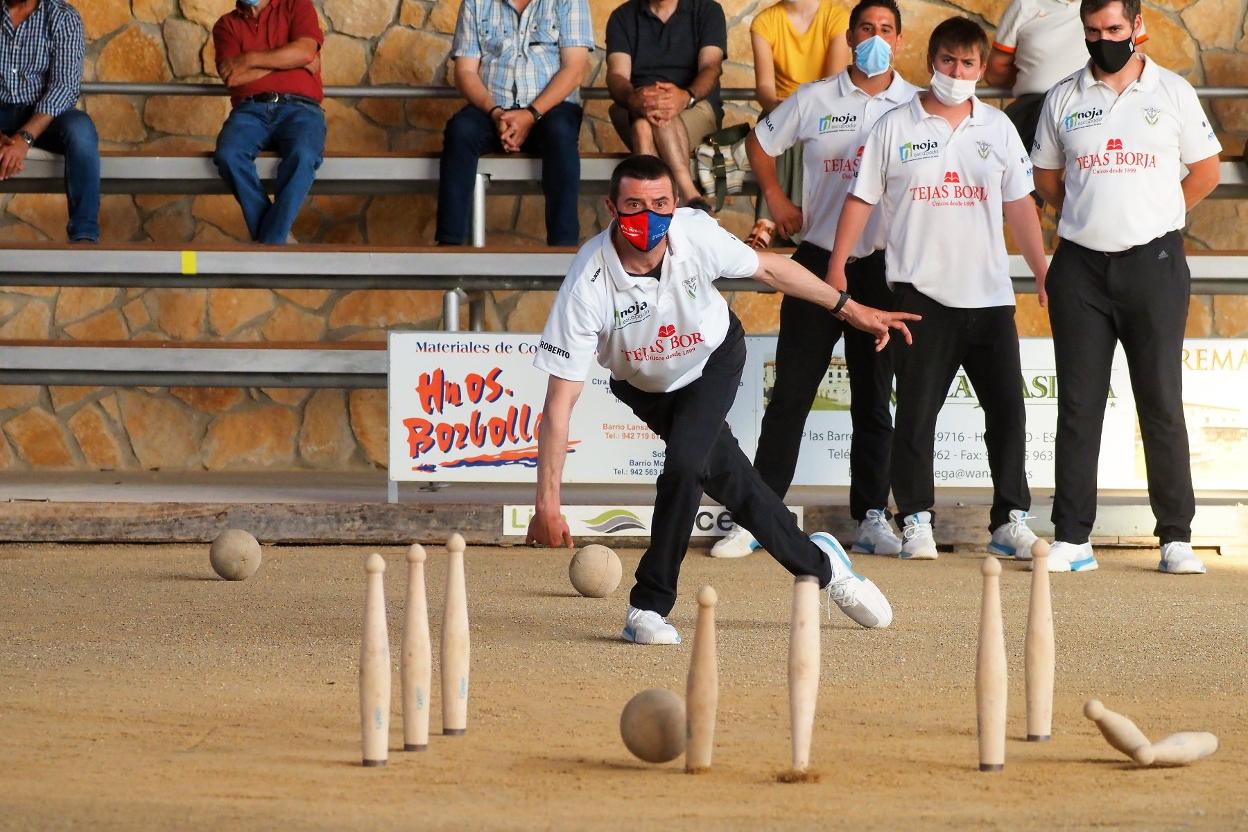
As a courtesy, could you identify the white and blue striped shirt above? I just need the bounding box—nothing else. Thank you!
[452,0,594,109]
[0,0,84,118]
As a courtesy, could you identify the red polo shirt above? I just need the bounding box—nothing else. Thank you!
[213,0,324,105]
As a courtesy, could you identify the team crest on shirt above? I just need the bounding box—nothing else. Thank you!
[818,112,858,134]
[1142,107,1161,126]
[1063,107,1104,132]
[898,139,940,163]
[682,275,698,299]
[976,141,992,160]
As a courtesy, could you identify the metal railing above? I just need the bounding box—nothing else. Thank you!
[79,82,1248,100]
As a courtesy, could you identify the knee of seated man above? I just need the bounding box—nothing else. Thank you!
[57,110,98,151]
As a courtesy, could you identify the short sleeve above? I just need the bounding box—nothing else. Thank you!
[605,6,634,55]
[697,0,728,53]
[290,0,324,46]
[452,0,482,59]
[755,88,802,156]
[558,0,595,50]
[1001,118,1035,202]
[824,3,848,37]
[533,288,602,382]
[706,216,760,278]
[749,6,775,44]
[1175,81,1222,165]
[992,0,1024,53]
[1029,86,1065,168]
[850,115,889,205]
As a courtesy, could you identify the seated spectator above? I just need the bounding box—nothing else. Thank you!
[748,0,850,247]
[0,0,98,243]
[606,0,727,212]
[436,0,593,247]
[985,0,1146,153]
[212,0,325,245]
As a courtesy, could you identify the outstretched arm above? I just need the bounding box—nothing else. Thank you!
[753,251,919,351]
[526,375,584,548]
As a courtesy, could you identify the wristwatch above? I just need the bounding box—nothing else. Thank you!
[17,130,34,146]
[684,89,697,109]
[831,291,852,318]
[525,104,543,121]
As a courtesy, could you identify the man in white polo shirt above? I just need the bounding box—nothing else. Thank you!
[1031,0,1221,575]
[711,0,919,560]
[827,16,1052,561]
[985,0,1148,154]
[525,154,918,644]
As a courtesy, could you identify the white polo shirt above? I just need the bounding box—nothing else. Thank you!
[852,95,1034,308]
[993,0,1148,97]
[1031,57,1222,252]
[755,69,921,254]
[534,209,760,393]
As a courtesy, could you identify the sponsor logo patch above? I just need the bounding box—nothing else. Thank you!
[1063,107,1104,132]
[898,139,940,163]
[818,112,858,134]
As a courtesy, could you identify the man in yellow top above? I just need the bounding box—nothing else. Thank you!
[748,0,850,248]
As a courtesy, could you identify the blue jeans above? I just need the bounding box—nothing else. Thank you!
[436,102,582,246]
[0,104,99,241]
[213,100,326,244]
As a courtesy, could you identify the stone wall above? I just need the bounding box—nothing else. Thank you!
[0,0,1246,471]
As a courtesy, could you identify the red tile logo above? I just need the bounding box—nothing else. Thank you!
[856,145,864,157]
[943,171,960,183]
[658,324,676,338]
[1106,138,1123,151]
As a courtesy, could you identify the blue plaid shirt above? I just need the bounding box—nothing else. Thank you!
[0,0,84,118]
[452,0,594,109]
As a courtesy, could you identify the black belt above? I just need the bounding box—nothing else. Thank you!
[241,92,321,107]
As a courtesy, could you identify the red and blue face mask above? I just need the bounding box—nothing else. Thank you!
[617,209,674,252]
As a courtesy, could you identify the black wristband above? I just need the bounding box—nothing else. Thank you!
[831,291,851,317]
[525,104,542,121]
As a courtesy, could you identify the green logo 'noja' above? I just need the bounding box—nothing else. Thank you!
[583,509,648,534]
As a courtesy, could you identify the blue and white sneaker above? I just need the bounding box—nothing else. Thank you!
[622,606,681,645]
[1041,541,1099,573]
[710,523,759,558]
[852,509,903,556]
[810,532,893,629]
[987,510,1045,561]
[900,512,939,560]
[1158,542,1206,575]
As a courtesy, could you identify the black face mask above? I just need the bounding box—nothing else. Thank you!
[1086,34,1136,74]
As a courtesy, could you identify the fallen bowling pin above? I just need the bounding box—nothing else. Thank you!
[1134,732,1219,767]
[1084,699,1150,760]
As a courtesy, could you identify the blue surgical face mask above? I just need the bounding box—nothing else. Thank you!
[238,0,261,7]
[854,35,892,78]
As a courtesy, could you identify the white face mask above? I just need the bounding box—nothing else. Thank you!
[928,66,978,106]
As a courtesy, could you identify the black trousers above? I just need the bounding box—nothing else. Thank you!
[890,284,1030,532]
[611,315,832,616]
[1047,231,1194,544]
[753,244,894,520]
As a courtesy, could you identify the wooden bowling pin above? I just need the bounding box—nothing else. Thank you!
[359,553,390,767]
[685,586,719,773]
[441,533,470,736]
[1133,732,1218,767]
[976,557,1007,772]
[402,544,432,752]
[1083,699,1151,759]
[1025,547,1054,741]
[788,576,821,773]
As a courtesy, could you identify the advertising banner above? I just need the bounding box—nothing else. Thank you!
[390,332,1248,493]
[501,504,803,538]
[387,332,756,483]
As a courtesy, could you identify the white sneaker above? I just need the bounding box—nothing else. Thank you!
[622,606,681,645]
[810,532,892,629]
[987,509,1043,561]
[1158,542,1205,575]
[851,508,903,556]
[900,512,938,560]
[710,523,759,559]
[1041,541,1098,573]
